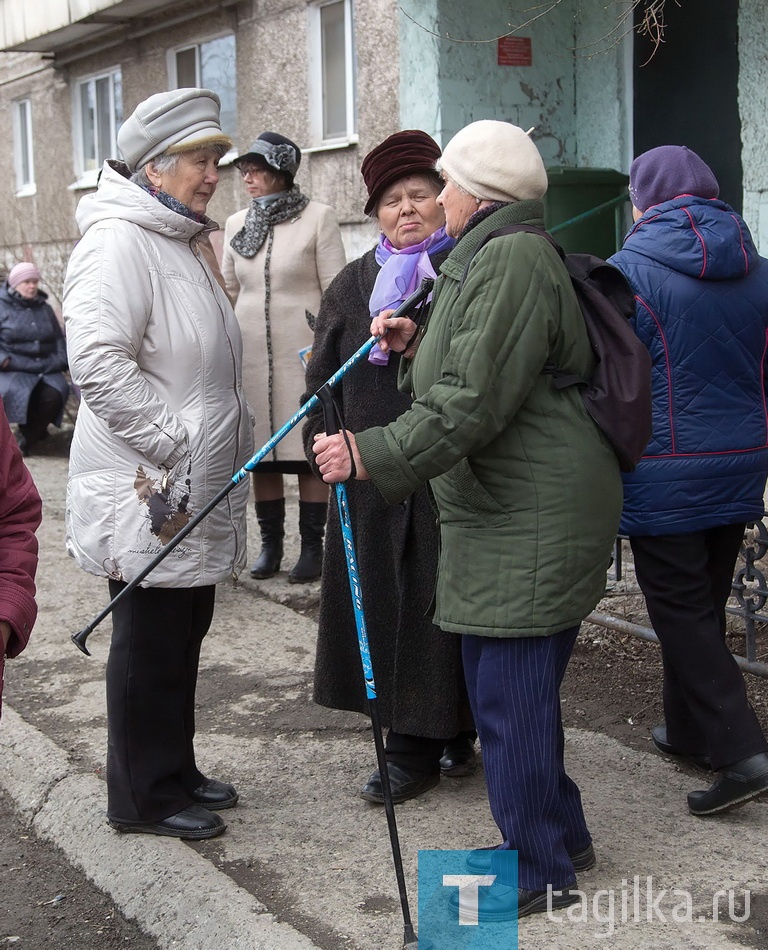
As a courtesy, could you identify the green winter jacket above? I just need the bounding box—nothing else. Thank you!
[355,200,623,637]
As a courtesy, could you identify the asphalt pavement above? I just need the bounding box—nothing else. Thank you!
[1,446,767,950]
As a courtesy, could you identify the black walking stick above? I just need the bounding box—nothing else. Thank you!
[316,384,420,950]
[71,278,434,655]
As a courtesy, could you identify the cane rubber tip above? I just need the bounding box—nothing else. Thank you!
[403,927,422,949]
[71,632,92,657]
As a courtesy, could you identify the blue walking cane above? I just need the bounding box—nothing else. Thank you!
[70,277,434,657]
[316,384,420,950]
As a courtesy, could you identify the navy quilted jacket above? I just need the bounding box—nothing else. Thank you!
[0,284,69,425]
[609,195,768,536]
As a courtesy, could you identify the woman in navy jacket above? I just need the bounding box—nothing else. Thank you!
[609,145,768,817]
[0,262,69,455]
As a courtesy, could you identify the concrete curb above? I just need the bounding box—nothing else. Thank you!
[0,705,322,950]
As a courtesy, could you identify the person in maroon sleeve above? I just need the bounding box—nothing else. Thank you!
[0,395,42,719]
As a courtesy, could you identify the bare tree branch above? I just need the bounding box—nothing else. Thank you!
[398,0,673,61]
[399,1,566,45]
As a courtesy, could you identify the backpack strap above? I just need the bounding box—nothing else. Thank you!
[458,223,591,389]
[543,363,589,388]
[458,223,564,292]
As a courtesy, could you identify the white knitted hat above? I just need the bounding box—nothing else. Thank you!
[439,120,548,202]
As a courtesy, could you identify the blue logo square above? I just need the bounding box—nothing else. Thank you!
[418,849,519,949]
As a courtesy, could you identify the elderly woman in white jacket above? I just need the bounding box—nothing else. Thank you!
[63,89,253,841]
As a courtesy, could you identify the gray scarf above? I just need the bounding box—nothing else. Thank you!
[230,185,310,258]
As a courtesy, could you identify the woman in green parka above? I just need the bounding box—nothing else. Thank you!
[313,120,622,920]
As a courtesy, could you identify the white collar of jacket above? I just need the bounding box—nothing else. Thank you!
[75,160,219,243]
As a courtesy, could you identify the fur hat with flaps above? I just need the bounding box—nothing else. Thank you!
[438,120,548,203]
[117,88,232,173]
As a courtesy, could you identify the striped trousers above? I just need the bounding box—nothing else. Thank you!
[462,626,590,891]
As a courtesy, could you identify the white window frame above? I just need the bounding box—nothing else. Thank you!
[307,0,358,150]
[167,32,237,162]
[70,67,122,191]
[13,98,35,197]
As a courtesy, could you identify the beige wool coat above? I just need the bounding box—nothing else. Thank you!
[222,200,346,462]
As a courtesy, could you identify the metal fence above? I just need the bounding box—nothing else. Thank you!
[588,524,768,679]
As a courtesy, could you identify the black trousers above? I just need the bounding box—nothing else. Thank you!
[384,730,477,775]
[106,581,216,823]
[20,380,64,445]
[630,524,768,771]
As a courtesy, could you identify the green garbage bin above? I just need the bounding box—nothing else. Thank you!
[544,167,631,259]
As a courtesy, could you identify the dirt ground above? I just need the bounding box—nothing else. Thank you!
[2,428,768,948]
[0,786,159,948]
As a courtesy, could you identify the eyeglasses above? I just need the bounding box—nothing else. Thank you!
[237,163,268,178]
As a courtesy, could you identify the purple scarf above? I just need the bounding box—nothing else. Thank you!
[368,226,454,365]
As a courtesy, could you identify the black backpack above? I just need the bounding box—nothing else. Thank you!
[460,224,652,472]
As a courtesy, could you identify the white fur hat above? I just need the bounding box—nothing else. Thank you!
[439,120,548,202]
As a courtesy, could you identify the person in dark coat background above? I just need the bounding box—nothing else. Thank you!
[609,145,768,817]
[0,395,42,720]
[302,130,475,804]
[0,262,69,456]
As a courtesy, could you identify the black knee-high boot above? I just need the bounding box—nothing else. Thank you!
[288,501,327,584]
[250,498,285,579]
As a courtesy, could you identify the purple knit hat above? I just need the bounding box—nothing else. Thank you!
[629,145,719,212]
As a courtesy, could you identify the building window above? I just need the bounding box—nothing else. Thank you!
[309,0,357,146]
[169,35,237,141]
[13,98,35,196]
[73,69,122,185]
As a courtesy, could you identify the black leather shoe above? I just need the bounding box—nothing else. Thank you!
[191,778,239,810]
[439,737,477,777]
[108,804,225,840]
[688,752,768,816]
[448,882,578,921]
[651,724,711,770]
[360,763,440,804]
[466,842,595,874]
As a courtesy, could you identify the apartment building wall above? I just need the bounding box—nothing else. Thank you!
[0,0,404,293]
[0,51,77,302]
[3,0,766,290]
[739,0,768,252]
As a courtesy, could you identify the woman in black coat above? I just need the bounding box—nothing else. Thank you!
[302,131,475,804]
[0,262,69,455]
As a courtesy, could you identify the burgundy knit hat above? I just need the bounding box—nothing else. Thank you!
[361,130,442,215]
[629,145,719,212]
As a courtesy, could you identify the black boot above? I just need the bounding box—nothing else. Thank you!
[288,501,327,584]
[250,498,285,579]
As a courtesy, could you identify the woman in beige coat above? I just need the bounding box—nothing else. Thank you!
[222,132,346,583]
